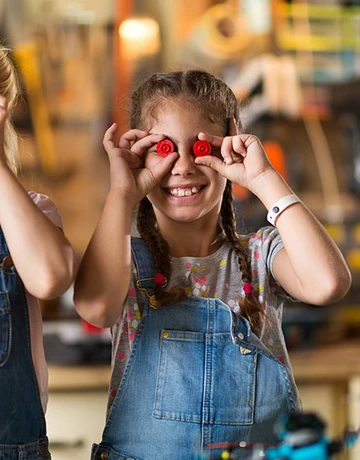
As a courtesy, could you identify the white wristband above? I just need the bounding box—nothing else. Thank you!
[267,194,301,225]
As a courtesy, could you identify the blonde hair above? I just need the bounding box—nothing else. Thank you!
[0,46,22,175]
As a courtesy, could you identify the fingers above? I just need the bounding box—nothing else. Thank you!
[194,154,226,175]
[103,123,119,152]
[103,126,165,165]
[103,124,149,150]
[198,131,247,165]
[221,136,235,164]
[228,117,238,136]
[149,151,178,182]
[118,128,150,149]
[229,135,248,158]
[130,133,165,155]
[220,136,248,165]
[111,149,143,169]
[198,131,223,148]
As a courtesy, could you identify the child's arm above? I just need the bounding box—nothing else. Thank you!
[74,187,134,327]
[0,97,77,299]
[247,166,351,305]
[74,124,178,328]
[195,131,352,306]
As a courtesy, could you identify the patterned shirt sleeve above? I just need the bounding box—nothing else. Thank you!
[248,226,297,301]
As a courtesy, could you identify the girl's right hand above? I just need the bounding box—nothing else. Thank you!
[103,124,178,206]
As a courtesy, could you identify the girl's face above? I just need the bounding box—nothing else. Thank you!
[144,100,227,229]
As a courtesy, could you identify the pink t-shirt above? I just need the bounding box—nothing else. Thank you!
[27,190,63,413]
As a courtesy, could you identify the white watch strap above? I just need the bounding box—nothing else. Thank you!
[267,194,301,225]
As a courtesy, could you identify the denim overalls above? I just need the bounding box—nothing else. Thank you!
[91,238,297,460]
[0,229,50,460]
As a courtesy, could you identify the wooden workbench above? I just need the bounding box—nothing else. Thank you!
[290,340,360,460]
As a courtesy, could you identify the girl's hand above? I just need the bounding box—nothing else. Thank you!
[103,124,178,205]
[194,131,278,194]
[0,96,8,166]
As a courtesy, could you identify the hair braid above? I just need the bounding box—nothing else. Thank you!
[136,198,186,305]
[221,181,264,333]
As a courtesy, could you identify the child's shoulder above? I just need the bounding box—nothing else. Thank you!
[239,226,281,247]
[237,226,283,264]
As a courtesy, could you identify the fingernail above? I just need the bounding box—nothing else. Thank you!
[224,157,231,164]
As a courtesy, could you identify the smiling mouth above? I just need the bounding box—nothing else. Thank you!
[168,186,202,197]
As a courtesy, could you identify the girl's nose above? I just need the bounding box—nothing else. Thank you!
[170,148,197,176]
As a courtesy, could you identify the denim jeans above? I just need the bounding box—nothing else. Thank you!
[0,229,50,459]
[91,238,297,460]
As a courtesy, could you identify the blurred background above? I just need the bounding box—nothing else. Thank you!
[2,0,360,458]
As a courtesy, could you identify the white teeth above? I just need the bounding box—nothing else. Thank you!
[169,186,200,197]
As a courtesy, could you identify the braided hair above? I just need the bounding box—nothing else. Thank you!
[133,70,263,332]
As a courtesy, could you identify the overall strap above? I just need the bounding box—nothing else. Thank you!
[0,227,10,255]
[131,237,156,290]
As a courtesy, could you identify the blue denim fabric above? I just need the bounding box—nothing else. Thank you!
[91,238,297,460]
[0,441,50,460]
[0,229,50,459]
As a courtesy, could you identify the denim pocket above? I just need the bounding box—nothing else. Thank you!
[210,334,256,425]
[153,330,256,425]
[0,291,11,366]
[153,330,205,423]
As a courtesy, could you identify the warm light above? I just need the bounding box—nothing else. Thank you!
[119,18,160,58]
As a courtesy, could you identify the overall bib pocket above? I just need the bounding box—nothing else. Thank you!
[153,330,256,425]
[210,334,256,425]
[0,291,11,366]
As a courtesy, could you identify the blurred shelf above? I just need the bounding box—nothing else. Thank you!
[290,339,360,381]
[273,1,360,83]
[48,364,111,392]
[275,2,360,51]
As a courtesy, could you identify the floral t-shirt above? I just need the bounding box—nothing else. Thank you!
[108,226,301,414]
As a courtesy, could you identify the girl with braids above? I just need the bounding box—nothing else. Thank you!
[0,46,77,459]
[74,70,351,460]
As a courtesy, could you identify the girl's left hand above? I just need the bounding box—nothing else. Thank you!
[194,131,277,194]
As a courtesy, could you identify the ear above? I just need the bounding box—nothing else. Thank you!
[228,117,238,136]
